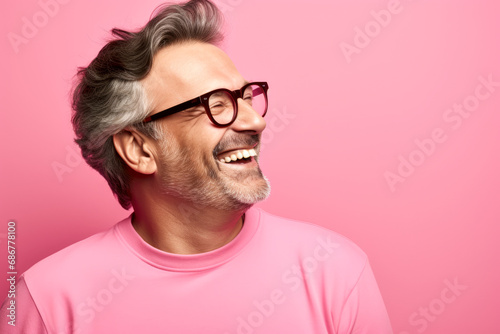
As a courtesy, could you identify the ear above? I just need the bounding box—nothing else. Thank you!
[113,129,157,175]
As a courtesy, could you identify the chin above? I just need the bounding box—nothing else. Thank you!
[221,177,271,210]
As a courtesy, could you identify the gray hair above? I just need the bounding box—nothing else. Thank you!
[71,0,224,209]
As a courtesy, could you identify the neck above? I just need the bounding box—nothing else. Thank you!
[131,194,247,255]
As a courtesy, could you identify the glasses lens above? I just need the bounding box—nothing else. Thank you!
[208,90,236,125]
[242,84,268,117]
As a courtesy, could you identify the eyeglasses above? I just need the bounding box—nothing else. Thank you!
[142,82,269,127]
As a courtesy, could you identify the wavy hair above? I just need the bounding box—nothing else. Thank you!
[71,0,224,209]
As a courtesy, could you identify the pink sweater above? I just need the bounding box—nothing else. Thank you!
[0,208,393,333]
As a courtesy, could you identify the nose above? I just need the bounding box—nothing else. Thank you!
[230,98,267,134]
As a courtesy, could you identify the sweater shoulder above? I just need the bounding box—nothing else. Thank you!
[258,209,368,263]
[22,218,127,285]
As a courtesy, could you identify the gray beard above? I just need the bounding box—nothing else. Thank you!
[157,135,271,212]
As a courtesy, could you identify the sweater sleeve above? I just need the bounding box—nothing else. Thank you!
[0,275,48,334]
[337,260,393,334]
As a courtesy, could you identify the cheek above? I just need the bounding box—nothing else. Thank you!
[164,121,226,158]
[186,127,224,153]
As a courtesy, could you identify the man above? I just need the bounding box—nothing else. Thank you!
[0,1,393,333]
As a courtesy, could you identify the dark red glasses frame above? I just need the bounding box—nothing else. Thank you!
[142,81,269,127]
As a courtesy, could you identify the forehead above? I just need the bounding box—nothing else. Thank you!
[142,41,246,108]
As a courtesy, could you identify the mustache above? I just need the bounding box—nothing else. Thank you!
[213,134,261,157]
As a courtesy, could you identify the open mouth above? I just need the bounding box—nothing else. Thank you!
[217,148,257,165]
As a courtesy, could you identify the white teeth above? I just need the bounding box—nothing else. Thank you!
[219,149,258,163]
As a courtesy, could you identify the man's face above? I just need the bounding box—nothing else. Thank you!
[141,42,270,211]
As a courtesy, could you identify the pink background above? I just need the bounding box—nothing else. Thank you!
[1,0,499,333]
